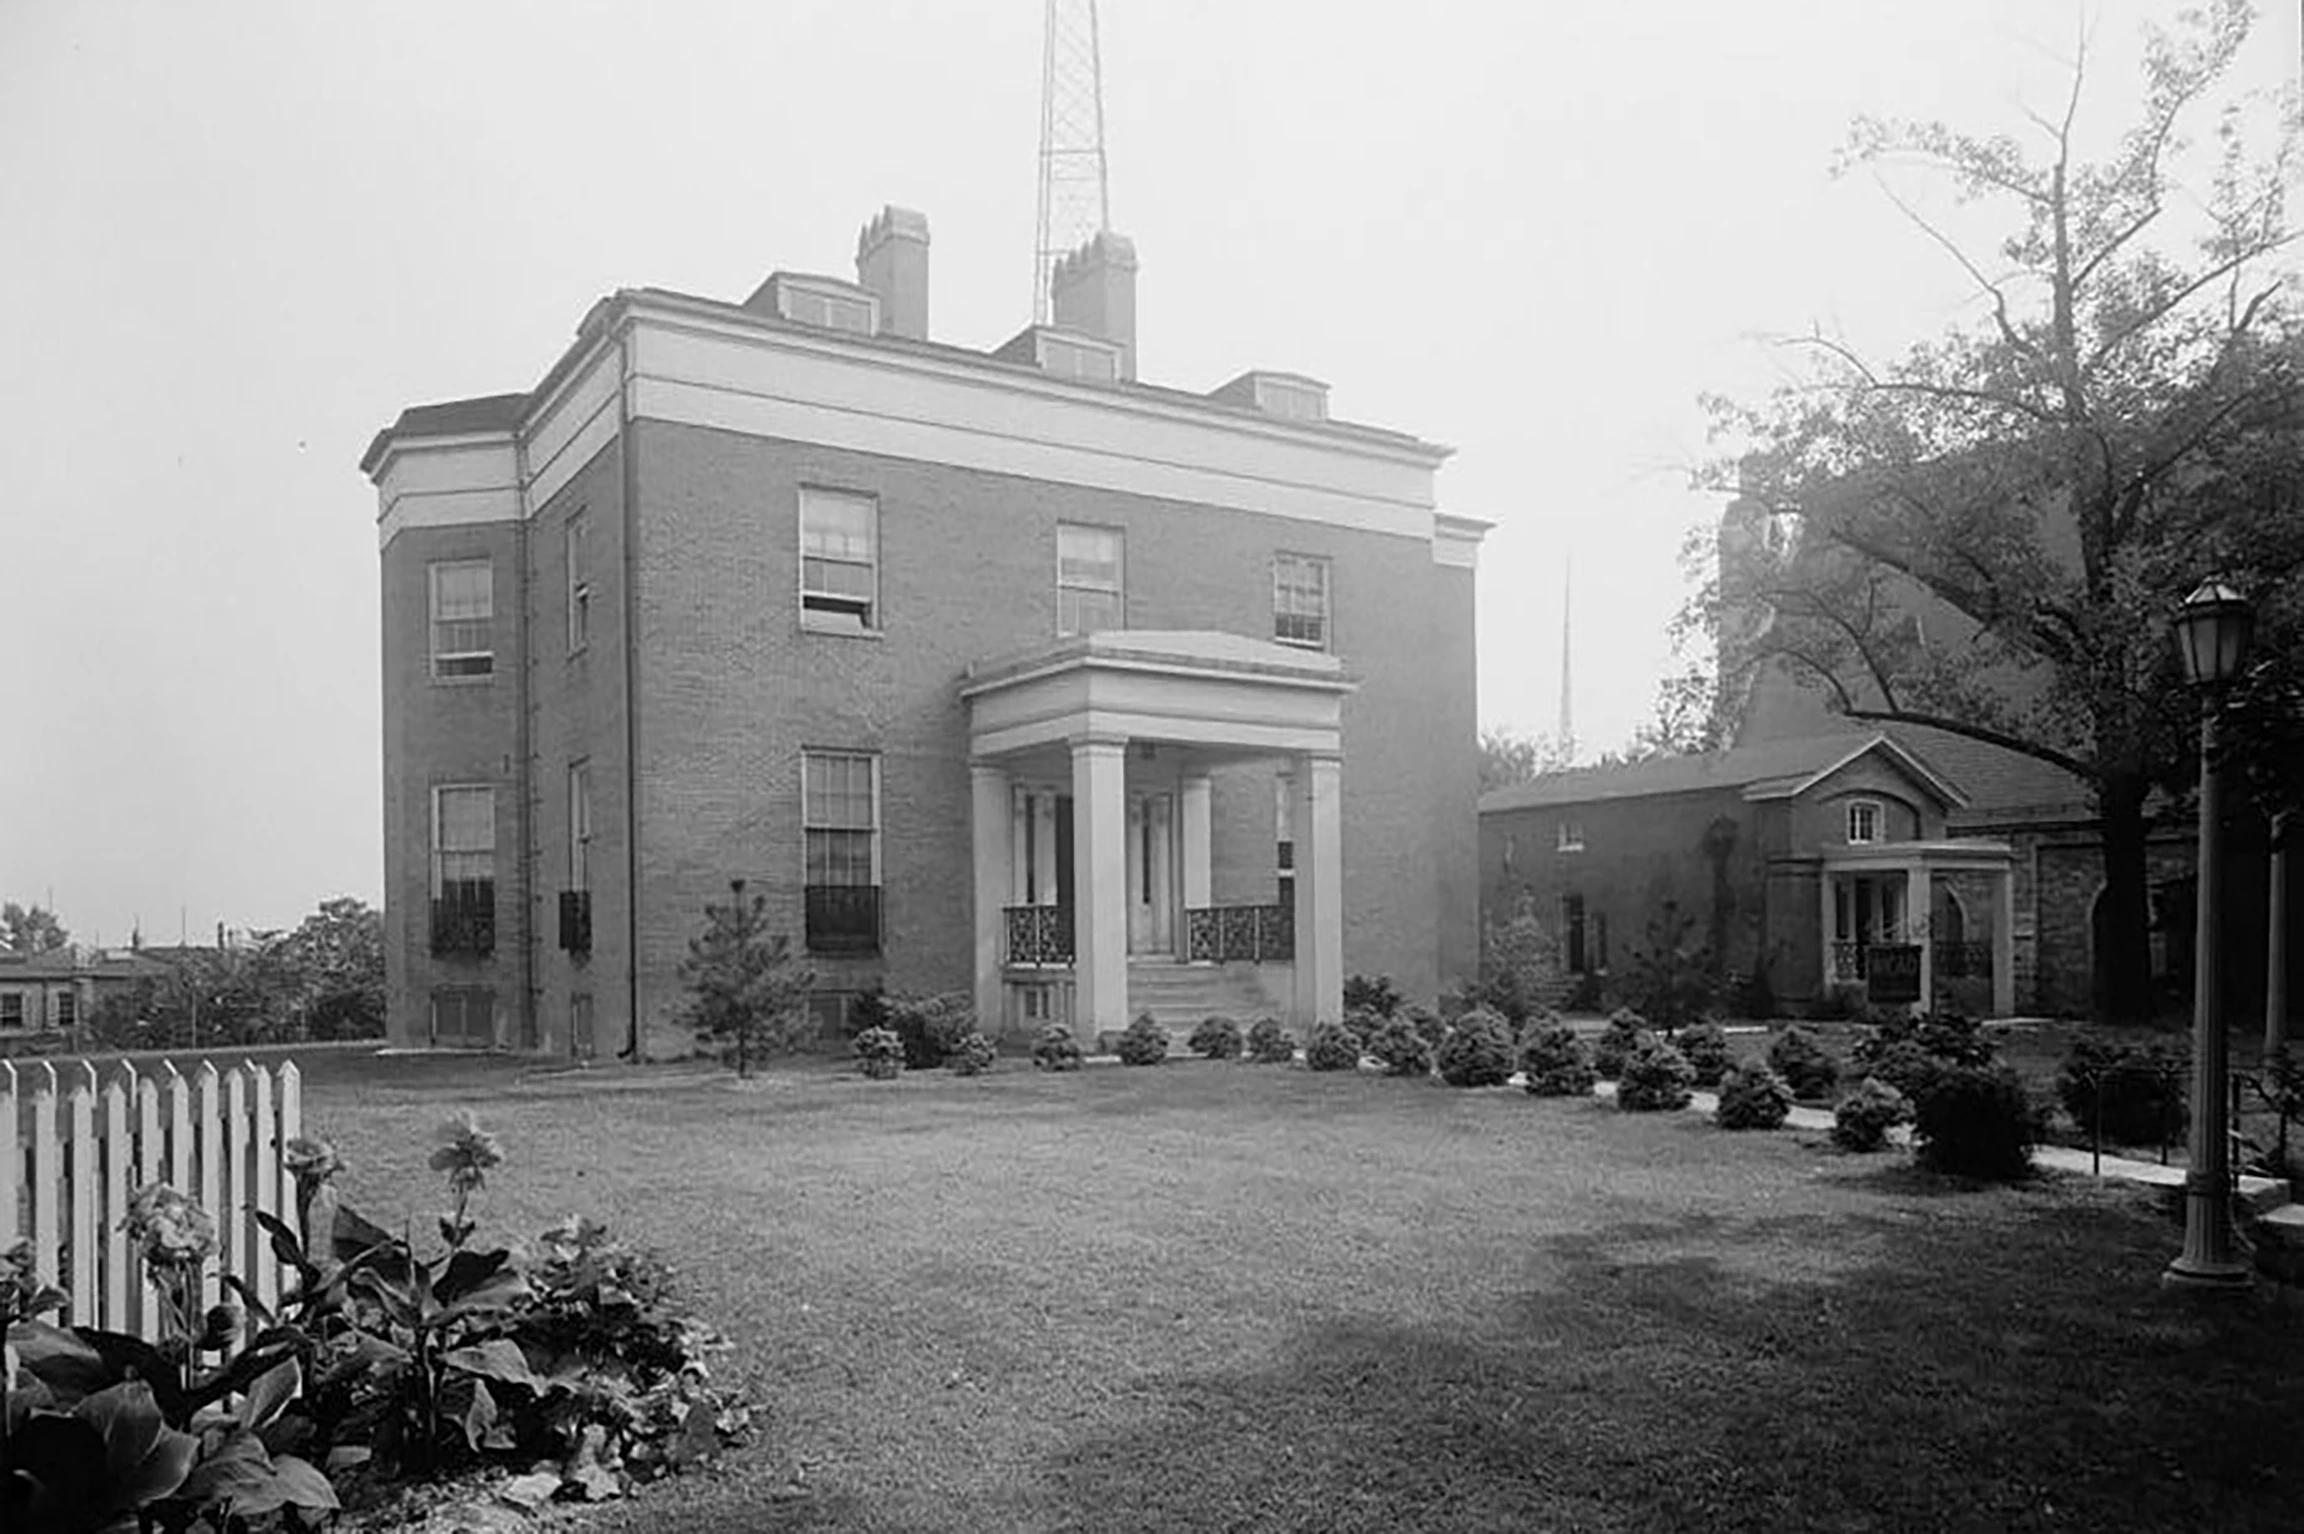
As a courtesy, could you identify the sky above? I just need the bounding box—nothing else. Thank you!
[2,0,2296,948]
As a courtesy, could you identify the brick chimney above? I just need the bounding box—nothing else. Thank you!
[1050,231,1137,380]
[855,206,930,341]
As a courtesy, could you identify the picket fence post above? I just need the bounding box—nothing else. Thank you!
[0,1054,303,1342]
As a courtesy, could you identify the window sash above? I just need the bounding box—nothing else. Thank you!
[1057,525,1123,635]
[430,560,494,675]
[435,786,496,892]
[800,491,877,625]
[804,753,879,887]
[568,762,592,890]
[0,994,22,1028]
[1848,802,1880,844]
[566,514,591,651]
[1273,555,1330,647]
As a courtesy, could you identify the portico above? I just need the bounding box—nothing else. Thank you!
[961,631,1353,1039]
[1821,840,2017,1017]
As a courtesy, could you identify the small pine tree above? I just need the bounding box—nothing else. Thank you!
[678,879,815,1078]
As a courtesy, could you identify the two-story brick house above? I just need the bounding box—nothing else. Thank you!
[362,207,1485,1057]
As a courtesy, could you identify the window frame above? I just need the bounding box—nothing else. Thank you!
[1272,552,1332,649]
[428,559,495,682]
[802,750,883,955]
[1056,522,1125,636]
[431,784,498,895]
[798,487,881,634]
[0,993,23,1029]
[565,509,592,654]
[1557,819,1586,853]
[1846,799,1883,846]
[54,988,76,1030]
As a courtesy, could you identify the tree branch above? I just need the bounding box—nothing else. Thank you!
[1837,705,2095,779]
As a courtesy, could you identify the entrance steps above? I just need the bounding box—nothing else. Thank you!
[1126,960,1289,1036]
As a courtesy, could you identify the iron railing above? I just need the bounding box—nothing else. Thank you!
[430,885,495,958]
[1185,903,1294,963]
[1005,904,1074,965]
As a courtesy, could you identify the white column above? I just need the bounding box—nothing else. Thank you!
[1993,862,2018,1019]
[1072,736,1130,1043]
[1290,753,1345,1029]
[1820,870,1837,995]
[971,762,1012,1035]
[1033,793,1059,905]
[1907,862,1933,1014]
[1180,771,1212,958]
[1010,787,1031,904]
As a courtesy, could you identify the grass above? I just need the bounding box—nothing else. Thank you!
[298,1051,2304,1533]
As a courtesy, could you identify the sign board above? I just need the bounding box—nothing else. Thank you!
[1866,944,1922,1005]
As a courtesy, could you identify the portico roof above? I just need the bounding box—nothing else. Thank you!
[962,629,1353,760]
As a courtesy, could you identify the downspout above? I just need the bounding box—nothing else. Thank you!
[619,321,643,1060]
[514,425,537,1052]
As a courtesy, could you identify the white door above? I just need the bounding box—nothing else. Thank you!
[1126,793,1175,954]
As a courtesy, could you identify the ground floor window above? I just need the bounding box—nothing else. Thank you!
[431,988,495,1048]
[0,993,23,1029]
[54,989,76,1031]
[1560,894,1608,974]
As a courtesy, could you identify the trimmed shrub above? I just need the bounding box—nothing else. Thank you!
[1713,1061,1792,1129]
[946,1031,997,1076]
[1615,1035,1696,1111]
[1436,1007,1516,1088]
[1187,1015,1243,1061]
[1340,1007,1388,1048]
[1031,1024,1084,1072]
[1854,1009,1995,1072]
[1116,1012,1170,1066]
[1305,1020,1362,1072]
[1368,1016,1435,1077]
[1592,1009,1648,1079]
[1677,1021,1732,1088]
[1832,1076,1912,1153]
[1246,1016,1297,1064]
[1766,1025,1841,1101]
[1517,1018,1595,1097]
[853,1025,904,1080]
[2055,1036,2188,1148]
[1343,974,1404,1018]
[1403,1005,1449,1054]
[879,991,976,1070]
[1855,1039,1947,1103]
[1913,1064,2037,1180]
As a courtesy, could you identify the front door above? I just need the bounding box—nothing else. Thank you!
[1126,792,1175,954]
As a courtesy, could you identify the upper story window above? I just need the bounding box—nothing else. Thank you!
[800,488,878,632]
[1557,819,1586,853]
[568,760,593,891]
[1037,332,1122,383]
[0,993,23,1029]
[1846,800,1882,845]
[773,277,876,335]
[1273,553,1330,649]
[804,750,881,954]
[1057,523,1124,635]
[54,988,76,1030]
[431,784,497,956]
[565,510,592,653]
[429,560,494,680]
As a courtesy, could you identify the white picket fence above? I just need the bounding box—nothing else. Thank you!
[1,1057,303,1340]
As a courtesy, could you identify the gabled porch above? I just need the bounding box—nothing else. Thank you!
[962,631,1353,1041]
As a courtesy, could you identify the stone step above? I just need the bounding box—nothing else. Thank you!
[1125,962,1286,1031]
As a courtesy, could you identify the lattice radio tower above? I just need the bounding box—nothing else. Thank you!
[1035,0,1112,323]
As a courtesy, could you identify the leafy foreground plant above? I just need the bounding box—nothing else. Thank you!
[1367,1016,1434,1078]
[1245,1017,1296,1065]
[1187,1016,1242,1061]
[1117,1013,1170,1066]
[4,1117,754,1533]
[1615,1036,1696,1113]
[1304,1020,1363,1073]
[1032,1025,1084,1072]
[1517,1019,1595,1098]
[1435,1008,1515,1088]
[1713,1061,1792,1130]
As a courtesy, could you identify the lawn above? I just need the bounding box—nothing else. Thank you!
[299,1051,2304,1533]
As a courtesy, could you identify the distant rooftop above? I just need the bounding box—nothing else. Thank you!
[1479,731,1965,813]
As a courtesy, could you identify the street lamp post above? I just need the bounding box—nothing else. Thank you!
[2164,579,2255,1293]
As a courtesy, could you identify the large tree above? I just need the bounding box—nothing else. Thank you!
[1699,1,2304,1022]
[1,901,70,954]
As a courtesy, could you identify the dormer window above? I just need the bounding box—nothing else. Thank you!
[1846,800,1882,845]
[1252,375,1328,422]
[764,274,877,335]
[1037,332,1121,383]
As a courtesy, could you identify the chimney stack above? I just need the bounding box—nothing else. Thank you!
[1049,231,1137,380]
[855,206,931,341]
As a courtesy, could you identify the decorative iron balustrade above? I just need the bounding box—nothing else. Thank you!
[805,884,882,955]
[1005,904,1074,965]
[1185,903,1294,963]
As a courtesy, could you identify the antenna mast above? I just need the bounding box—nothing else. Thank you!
[1557,557,1576,765]
[1035,0,1112,323]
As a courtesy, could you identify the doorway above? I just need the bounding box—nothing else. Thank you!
[1126,791,1175,954]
